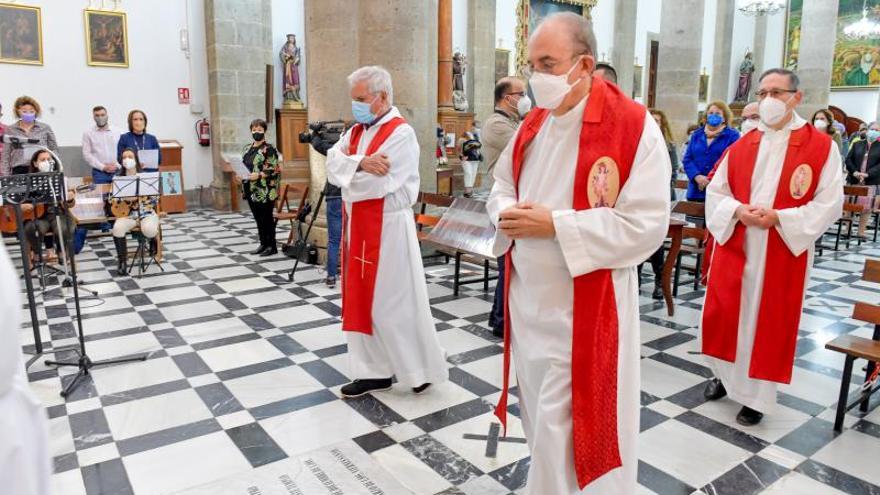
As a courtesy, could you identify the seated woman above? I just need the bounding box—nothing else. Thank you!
[111,148,161,275]
[18,150,75,263]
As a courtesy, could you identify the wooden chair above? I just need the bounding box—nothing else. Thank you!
[273,183,310,247]
[828,186,869,251]
[670,201,707,295]
[825,259,880,431]
[414,192,454,263]
[673,178,689,191]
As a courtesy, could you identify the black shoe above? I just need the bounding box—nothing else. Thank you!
[341,378,393,398]
[259,245,278,257]
[250,245,267,255]
[704,378,727,401]
[148,238,159,257]
[413,383,432,394]
[325,276,336,289]
[492,326,504,338]
[113,237,128,276]
[736,406,764,426]
[652,283,664,300]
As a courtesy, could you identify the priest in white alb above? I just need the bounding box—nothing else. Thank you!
[701,68,843,426]
[0,242,51,495]
[488,13,671,494]
[326,66,448,398]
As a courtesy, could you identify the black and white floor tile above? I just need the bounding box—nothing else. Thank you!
[8,209,880,495]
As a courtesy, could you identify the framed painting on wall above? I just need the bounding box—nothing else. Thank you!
[785,0,880,88]
[0,3,43,65]
[84,9,129,67]
[515,0,597,73]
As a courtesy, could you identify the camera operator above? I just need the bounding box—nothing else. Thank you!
[301,121,345,288]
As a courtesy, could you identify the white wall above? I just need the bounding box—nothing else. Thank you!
[271,0,306,110]
[831,91,879,123]
[453,0,468,56]
[496,0,517,74]
[0,0,212,189]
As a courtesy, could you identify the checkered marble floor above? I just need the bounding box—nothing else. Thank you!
[8,209,880,495]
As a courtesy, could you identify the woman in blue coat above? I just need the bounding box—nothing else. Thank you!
[682,101,740,201]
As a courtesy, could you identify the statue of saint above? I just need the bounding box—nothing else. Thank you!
[734,51,755,103]
[280,34,302,108]
[453,51,467,92]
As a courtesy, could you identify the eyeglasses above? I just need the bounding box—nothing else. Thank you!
[522,54,585,78]
[755,88,797,100]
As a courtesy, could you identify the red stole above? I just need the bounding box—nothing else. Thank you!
[340,117,407,335]
[494,76,645,489]
[702,125,831,383]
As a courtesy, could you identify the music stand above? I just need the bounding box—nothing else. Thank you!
[112,173,163,277]
[2,173,147,392]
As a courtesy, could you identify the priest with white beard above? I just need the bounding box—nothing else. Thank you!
[326,66,448,398]
[701,68,843,426]
[487,13,671,494]
[0,242,51,495]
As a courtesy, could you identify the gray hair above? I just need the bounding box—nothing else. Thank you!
[347,65,394,104]
[531,12,597,58]
[759,68,800,90]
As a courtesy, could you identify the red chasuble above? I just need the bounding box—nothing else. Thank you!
[340,117,407,335]
[702,125,831,383]
[494,76,646,489]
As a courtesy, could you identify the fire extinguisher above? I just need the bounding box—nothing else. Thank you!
[196,118,211,147]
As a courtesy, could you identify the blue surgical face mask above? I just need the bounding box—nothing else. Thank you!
[868,129,880,143]
[707,114,724,127]
[351,97,377,124]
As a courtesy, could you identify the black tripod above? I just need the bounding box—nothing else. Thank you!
[288,187,326,282]
[27,172,146,398]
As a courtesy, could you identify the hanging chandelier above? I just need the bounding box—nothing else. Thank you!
[844,1,880,40]
[737,0,785,16]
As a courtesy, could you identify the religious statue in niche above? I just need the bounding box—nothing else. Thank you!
[453,51,469,111]
[734,51,755,103]
[280,34,303,109]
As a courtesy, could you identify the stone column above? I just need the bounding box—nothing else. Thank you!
[798,0,839,119]
[710,0,735,102]
[751,14,768,93]
[655,0,705,141]
[438,0,454,110]
[611,0,637,96]
[360,0,438,192]
[205,0,273,210]
[467,0,497,123]
[303,0,437,255]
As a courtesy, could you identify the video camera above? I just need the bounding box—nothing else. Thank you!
[298,120,347,156]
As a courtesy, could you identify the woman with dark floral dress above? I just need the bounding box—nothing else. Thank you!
[242,119,280,256]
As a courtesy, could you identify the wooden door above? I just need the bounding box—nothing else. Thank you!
[648,40,659,108]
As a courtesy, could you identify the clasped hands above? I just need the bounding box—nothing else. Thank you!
[359,153,391,176]
[497,202,555,239]
[735,204,779,229]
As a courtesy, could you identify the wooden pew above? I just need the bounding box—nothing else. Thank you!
[825,259,880,431]
[670,201,706,295]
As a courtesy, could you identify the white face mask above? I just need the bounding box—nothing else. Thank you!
[528,56,584,110]
[759,94,793,126]
[813,119,828,131]
[37,160,52,173]
[123,158,137,170]
[516,95,532,117]
[741,119,759,134]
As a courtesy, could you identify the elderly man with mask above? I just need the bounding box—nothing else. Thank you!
[740,101,761,134]
[701,69,843,426]
[488,12,671,494]
[0,243,51,494]
[326,66,447,398]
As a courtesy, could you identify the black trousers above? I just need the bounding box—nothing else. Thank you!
[248,198,276,247]
[488,254,505,331]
